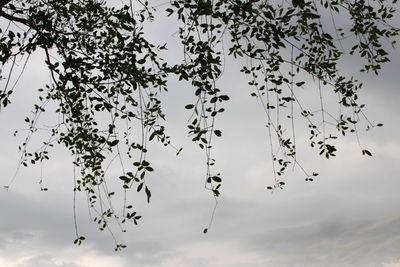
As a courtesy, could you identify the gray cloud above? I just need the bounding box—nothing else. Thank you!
[17,254,83,267]
[243,216,400,267]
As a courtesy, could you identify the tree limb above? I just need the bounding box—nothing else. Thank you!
[0,0,13,9]
[0,9,31,26]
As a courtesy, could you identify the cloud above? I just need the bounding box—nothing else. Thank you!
[242,216,400,267]
[16,254,83,267]
[382,259,400,267]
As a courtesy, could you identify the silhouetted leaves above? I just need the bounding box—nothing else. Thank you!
[0,0,397,249]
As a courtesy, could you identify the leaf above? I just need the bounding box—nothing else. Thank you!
[214,130,222,137]
[119,176,131,183]
[146,166,154,172]
[292,0,305,8]
[149,131,158,141]
[176,147,183,156]
[145,186,151,203]
[210,97,218,103]
[137,183,143,192]
[362,149,372,156]
[142,160,150,166]
[185,104,195,109]
[108,140,119,147]
[211,176,222,182]
[219,95,230,101]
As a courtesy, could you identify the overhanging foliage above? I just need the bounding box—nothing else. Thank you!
[0,0,398,249]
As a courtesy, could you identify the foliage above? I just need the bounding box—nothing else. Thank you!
[0,0,398,249]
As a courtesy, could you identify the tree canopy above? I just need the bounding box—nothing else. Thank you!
[0,0,398,249]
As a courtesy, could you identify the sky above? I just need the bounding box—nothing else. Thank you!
[1,1,400,267]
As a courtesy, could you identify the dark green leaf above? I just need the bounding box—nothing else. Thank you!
[214,130,222,137]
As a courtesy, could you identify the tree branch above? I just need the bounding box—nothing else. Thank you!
[0,0,13,9]
[0,9,80,36]
[0,9,31,26]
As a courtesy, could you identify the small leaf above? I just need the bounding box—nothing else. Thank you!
[292,0,305,8]
[185,104,195,109]
[146,166,154,172]
[362,149,372,156]
[214,130,222,137]
[219,95,230,101]
[145,186,151,203]
[119,176,131,183]
[137,183,143,192]
[142,160,150,166]
[211,176,222,182]
[176,147,183,156]
[109,140,119,147]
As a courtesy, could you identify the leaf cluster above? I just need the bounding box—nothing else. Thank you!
[0,0,398,248]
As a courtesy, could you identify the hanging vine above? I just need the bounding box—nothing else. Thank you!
[0,0,398,249]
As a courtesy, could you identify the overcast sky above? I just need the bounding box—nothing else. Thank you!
[1,1,400,267]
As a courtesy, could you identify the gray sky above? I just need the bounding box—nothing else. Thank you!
[1,1,400,267]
